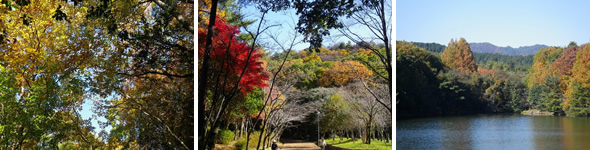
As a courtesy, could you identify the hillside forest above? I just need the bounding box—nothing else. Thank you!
[398,38,590,118]
[198,0,392,150]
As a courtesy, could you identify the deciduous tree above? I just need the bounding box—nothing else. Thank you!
[441,38,478,73]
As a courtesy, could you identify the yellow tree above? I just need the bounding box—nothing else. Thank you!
[441,38,478,73]
[525,47,563,88]
[564,45,590,111]
[0,0,102,148]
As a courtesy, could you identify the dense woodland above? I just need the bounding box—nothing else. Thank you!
[0,0,192,149]
[198,0,392,150]
[398,38,590,118]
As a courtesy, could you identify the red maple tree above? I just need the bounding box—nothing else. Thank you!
[198,16,268,94]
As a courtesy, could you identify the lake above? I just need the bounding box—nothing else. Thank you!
[396,114,590,150]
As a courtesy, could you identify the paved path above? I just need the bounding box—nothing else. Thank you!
[280,139,321,150]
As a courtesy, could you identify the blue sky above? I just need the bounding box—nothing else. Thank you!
[80,91,114,137]
[397,0,590,47]
[239,6,310,52]
[80,96,112,136]
[240,0,392,52]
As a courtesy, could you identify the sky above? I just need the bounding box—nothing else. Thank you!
[397,0,590,47]
[240,0,392,53]
[239,7,311,52]
[81,96,113,135]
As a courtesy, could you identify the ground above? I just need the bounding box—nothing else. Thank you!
[325,137,392,150]
[280,139,321,150]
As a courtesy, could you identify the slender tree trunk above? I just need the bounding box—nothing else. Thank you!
[256,117,269,150]
[235,122,239,140]
[351,129,355,142]
[332,130,335,141]
[262,125,271,150]
[379,0,393,109]
[198,0,219,149]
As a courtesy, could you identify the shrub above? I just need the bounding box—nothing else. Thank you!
[216,129,235,144]
[235,138,247,150]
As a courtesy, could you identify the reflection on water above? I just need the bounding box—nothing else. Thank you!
[397,114,590,150]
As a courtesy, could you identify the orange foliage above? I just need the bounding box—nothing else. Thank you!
[564,45,590,110]
[319,61,373,87]
[441,38,478,73]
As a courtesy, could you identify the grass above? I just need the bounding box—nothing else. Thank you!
[325,137,392,150]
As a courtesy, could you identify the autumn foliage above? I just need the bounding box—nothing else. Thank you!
[564,45,590,110]
[525,47,563,88]
[198,16,268,94]
[319,61,373,87]
[441,38,478,73]
[550,46,579,76]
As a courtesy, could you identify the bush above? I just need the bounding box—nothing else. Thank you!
[247,131,261,148]
[216,129,235,144]
[566,107,590,117]
[235,138,247,150]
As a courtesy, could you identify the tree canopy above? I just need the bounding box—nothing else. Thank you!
[441,38,478,73]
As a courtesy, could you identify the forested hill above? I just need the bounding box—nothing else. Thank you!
[410,42,446,53]
[470,42,548,56]
[473,53,534,69]
[408,41,534,71]
[409,41,547,56]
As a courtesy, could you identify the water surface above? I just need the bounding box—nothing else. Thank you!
[397,114,590,150]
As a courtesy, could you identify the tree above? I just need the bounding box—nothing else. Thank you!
[411,42,446,53]
[336,0,392,114]
[539,75,563,113]
[441,38,478,73]
[0,0,100,148]
[525,47,562,88]
[320,93,350,140]
[292,0,355,51]
[549,45,580,93]
[341,81,387,144]
[84,0,194,148]
[198,0,220,148]
[564,45,590,114]
[278,54,331,90]
[564,82,590,116]
[197,15,269,149]
[396,41,445,117]
[568,41,578,48]
[319,61,373,87]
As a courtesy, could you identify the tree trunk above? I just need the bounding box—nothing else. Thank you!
[262,125,272,150]
[256,118,268,150]
[198,0,219,149]
[380,0,393,112]
[351,129,355,142]
[366,120,372,144]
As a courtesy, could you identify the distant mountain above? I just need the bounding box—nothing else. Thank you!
[406,41,547,56]
[469,42,548,56]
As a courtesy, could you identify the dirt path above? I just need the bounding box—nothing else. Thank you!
[279,139,321,150]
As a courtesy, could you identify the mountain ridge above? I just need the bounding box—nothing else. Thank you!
[407,41,548,56]
[469,42,548,56]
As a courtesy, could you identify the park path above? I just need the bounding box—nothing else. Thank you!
[280,139,321,150]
